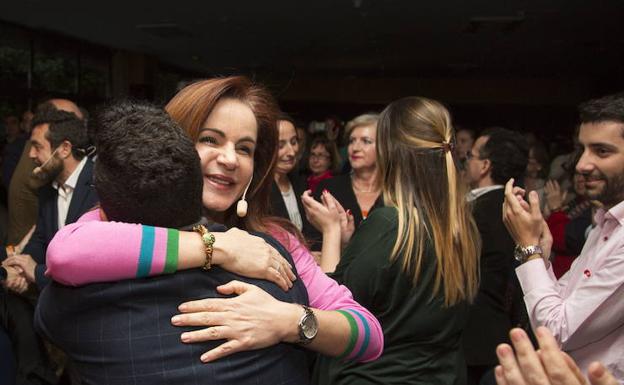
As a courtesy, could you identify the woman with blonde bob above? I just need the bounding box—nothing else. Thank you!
[309,96,480,384]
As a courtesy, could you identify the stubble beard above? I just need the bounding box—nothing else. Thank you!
[587,170,624,209]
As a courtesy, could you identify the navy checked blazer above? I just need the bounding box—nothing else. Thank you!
[35,233,311,385]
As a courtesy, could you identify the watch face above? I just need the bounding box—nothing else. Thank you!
[302,314,318,339]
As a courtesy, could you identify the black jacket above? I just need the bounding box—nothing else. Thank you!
[463,188,515,366]
[270,174,319,249]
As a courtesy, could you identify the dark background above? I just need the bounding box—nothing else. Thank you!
[1,0,623,138]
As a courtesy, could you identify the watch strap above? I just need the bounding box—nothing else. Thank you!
[514,244,543,264]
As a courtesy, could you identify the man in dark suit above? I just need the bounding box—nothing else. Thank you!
[3,105,97,291]
[462,128,529,385]
[35,102,310,385]
[1,102,96,385]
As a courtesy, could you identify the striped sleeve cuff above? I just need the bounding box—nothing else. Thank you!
[336,309,374,362]
[137,226,179,278]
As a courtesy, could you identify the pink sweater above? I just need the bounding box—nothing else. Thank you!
[46,209,383,362]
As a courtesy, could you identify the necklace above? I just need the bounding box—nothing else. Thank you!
[351,174,378,194]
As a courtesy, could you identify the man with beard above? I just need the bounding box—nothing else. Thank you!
[3,105,97,291]
[503,93,624,382]
[0,102,95,385]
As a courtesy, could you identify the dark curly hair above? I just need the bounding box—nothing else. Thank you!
[478,127,529,185]
[93,101,203,228]
[579,93,624,136]
[31,104,89,160]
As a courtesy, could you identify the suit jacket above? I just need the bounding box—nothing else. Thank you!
[463,188,515,366]
[23,158,98,289]
[270,175,318,250]
[35,233,311,385]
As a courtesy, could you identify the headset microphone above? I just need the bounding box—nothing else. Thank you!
[33,148,60,176]
[236,176,253,217]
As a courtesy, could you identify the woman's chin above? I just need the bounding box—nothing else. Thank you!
[203,197,236,215]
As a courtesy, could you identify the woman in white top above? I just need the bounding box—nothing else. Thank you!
[270,113,318,245]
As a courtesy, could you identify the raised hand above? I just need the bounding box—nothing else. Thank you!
[544,180,567,214]
[301,189,341,234]
[503,178,544,247]
[495,327,619,385]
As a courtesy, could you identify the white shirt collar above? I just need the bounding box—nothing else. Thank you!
[467,184,504,202]
[53,157,87,191]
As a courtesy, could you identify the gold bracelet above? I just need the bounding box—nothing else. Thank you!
[192,225,215,271]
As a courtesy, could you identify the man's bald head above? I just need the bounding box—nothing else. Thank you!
[47,99,83,120]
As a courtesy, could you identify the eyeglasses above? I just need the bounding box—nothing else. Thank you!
[465,151,481,161]
[310,153,330,161]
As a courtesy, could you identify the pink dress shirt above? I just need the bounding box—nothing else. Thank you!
[516,200,624,382]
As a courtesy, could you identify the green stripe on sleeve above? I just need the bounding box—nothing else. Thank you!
[163,228,179,274]
[349,309,371,362]
[336,310,359,360]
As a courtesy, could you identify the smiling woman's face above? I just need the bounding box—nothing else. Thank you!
[195,98,257,213]
[348,124,377,171]
[276,120,299,176]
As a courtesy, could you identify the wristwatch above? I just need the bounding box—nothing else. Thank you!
[514,244,544,264]
[296,305,318,345]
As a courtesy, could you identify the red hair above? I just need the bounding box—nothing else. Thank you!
[165,76,304,240]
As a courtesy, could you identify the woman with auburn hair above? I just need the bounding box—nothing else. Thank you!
[305,96,480,384]
[45,76,383,365]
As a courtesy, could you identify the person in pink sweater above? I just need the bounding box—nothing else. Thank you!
[45,76,383,365]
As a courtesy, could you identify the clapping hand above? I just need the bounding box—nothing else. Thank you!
[503,179,552,264]
[301,190,354,247]
[495,327,618,385]
[4,254,37,283]
[544,180,567,217]
[2,264,29,294]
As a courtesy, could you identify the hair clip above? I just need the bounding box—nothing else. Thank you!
[442,141,454,153]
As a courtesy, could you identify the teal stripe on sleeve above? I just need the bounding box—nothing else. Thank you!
[137,226,155,278]
[348,309,371,362]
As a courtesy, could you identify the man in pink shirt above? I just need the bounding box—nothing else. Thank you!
[503,93,624,382]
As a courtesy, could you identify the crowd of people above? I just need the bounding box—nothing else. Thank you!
[0,77,622,385]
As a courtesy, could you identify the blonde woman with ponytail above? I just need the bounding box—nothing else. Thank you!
[310,97,480,385]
